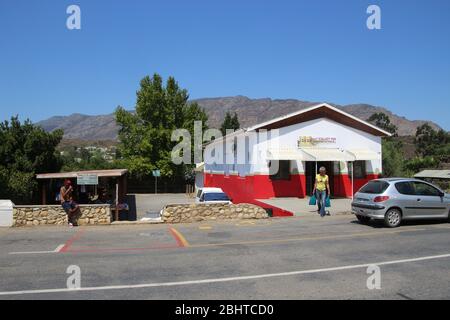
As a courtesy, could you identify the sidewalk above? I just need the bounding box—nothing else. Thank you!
[256,197,353,217]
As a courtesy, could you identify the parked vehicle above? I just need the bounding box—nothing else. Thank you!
[195,187,232,204]
[352,178,450,228]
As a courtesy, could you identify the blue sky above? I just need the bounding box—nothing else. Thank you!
[0,0,449,130]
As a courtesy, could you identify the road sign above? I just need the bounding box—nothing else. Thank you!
[77,174,98,185]
[152,170,161,177]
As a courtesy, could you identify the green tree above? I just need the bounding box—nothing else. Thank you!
[414,124,450,163]
[115,73,208,180]
[367,112,398,136]
[0,116,63,204]
[220,111,240,135]
[368,112,405,177]
[381,139,405,177]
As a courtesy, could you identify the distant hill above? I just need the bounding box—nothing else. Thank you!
[37,96,442,140]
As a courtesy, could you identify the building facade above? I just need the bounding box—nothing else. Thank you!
[202,103,390,207]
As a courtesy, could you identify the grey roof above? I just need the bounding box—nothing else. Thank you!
[414,170,450,179]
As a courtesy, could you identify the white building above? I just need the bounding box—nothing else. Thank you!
[202,103,391,215]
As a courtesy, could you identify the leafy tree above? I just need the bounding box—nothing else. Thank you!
[220,111,240,135]
[381,139,405,177]
[0,116,63,204]
[404,156,438,175]
[414,124,450,163]
[115,73,208,180]
[367,112,398,136]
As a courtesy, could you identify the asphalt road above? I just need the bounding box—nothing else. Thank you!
[0,215,449,300]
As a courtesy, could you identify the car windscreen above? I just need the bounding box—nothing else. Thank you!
[358,181,390,194]
[204,192,230,201]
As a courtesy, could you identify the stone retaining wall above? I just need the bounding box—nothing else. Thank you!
[13,205,112,227]
[161,203,268,223]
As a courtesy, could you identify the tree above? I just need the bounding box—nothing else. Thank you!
[414,124,450,163]
[220,112,240,135]
[115,73,208,180]
[0,116,63,204]
[381,139,405,177]
[367,112,398,136]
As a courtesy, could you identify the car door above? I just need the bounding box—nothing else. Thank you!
[410,181,448,218]
[393,182,419,219]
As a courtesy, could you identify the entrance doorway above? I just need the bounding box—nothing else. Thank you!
[305,161,335,196]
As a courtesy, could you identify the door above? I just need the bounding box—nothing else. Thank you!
[410,181,448,218]
[393,181,420,218]
[305,162,315,196]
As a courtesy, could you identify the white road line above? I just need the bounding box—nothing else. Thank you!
[9,244,65,255]
[54,244,65,252]
[0,252,449,296]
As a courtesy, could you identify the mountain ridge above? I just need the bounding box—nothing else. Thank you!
[37,96,442,140]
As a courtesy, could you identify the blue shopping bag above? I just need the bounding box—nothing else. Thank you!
[325,196,331,208]
[309,194,317,206]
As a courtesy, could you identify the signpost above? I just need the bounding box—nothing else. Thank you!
[152,170,160,194]
[77,174,98,185]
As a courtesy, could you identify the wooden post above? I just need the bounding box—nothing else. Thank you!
[115,182,119,221]
[41,181,47,205]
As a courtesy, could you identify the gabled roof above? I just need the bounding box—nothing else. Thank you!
[247,103,392,137]
[205,103,391,148]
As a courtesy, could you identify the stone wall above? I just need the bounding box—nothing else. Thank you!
[161,203,268,224]
[13,205,112,227]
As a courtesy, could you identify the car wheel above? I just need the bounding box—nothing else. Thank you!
[356,215,370,224]
[384,209,402,228]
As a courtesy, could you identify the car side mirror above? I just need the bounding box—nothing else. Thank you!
[438,191,445,197]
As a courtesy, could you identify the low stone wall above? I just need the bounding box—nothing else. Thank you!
[161,203,269,224]
[13,205,112,227]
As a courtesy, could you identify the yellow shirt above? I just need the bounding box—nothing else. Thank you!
[316,174,329,191]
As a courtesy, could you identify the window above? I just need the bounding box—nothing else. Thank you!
[412,182,441,196]
[395,182,415,195]
[353,161,366,179]
[269,160,290,181]
[359,181,390,194]
[204,192,230,202]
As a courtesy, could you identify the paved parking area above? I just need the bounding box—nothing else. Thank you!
[0,215,449,299]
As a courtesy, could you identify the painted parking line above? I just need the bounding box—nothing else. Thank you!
[9,244,65,255]
[168,227,190,247]
[198,225,212,230]
[60,228,85,253]
[0,252,449,296]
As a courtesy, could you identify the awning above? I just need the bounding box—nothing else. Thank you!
[36,169,128,179]
[302,148,356,162]
[267,148,315,161]
[348,149,380,160]
[194,162,205,172]
[414,170,450,179]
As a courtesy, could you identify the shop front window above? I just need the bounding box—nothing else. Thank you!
[350,161,366,179]
[269,160,290,180]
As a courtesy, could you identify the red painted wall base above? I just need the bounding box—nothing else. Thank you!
[204,172,379,216]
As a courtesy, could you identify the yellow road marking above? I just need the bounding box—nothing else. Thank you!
[198,225,212,230]
[188,227,427,249]
[169,227,190,247]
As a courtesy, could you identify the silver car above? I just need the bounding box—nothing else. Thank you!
[352,178,450,228]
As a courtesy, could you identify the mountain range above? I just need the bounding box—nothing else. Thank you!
[37,96,442,140]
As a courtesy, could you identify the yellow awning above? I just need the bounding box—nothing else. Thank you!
[348,149,380,160]
[302,148,356,161]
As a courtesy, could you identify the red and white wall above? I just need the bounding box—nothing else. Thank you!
[203,117,382,212]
